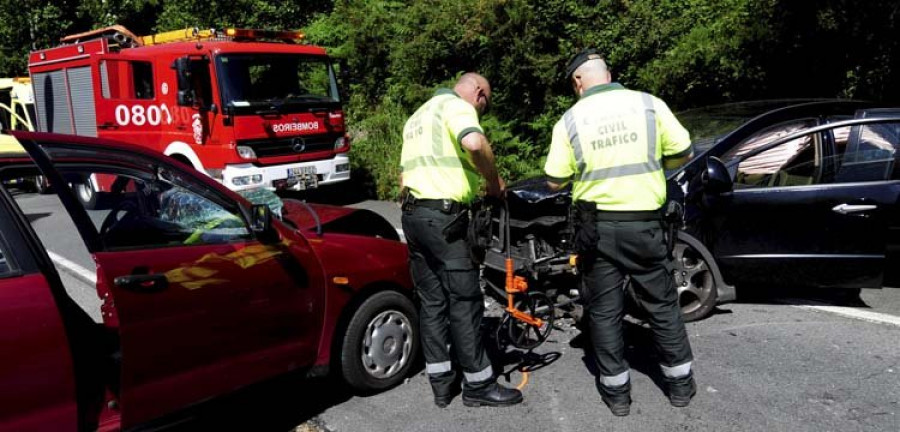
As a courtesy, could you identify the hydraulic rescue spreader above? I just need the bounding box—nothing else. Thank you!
[498,200,556,350]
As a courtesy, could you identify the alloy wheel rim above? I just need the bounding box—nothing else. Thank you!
[672,242,715,315]
[361,309,413,379]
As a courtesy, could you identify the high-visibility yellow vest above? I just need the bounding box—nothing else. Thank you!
[400,89,483,203]
[544,83,692,211]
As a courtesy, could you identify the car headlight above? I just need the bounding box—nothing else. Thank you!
[231,174,263,186]
[237,145,257,160]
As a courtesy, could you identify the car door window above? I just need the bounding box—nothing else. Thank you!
[831,122,900,183]
[60,168,251,250]
[725,119,819,188]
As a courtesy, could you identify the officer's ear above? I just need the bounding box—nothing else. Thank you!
[571,75,582,96]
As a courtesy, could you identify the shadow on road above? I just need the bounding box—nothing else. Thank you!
[736,285,869,308]
[25,212,51,223]
[157,373,353,431]
[481,316,563,385]
[157,349,427,430]
[568,320,672,397]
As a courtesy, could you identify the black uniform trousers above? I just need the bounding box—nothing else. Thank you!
[581,220,693,386]
[401,205,493,394]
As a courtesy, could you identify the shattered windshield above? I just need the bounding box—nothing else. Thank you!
[237,187,284,219]
[216,54,339,112]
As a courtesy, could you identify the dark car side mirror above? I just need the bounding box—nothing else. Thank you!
[702,156,734,194]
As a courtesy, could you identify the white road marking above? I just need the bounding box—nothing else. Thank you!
[790,301,900,328]
[396,228,405,242]
[47,250,96,285]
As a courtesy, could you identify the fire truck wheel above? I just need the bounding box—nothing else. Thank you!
[340,290,419,393]
[34,176,52,194]
[75,182,98,210]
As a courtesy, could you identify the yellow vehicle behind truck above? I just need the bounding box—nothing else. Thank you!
[0,77,47,191]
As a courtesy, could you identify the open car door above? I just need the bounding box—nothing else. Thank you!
[0,180,79,431]
[15,132,326,428]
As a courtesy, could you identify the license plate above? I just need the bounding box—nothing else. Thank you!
[286,166,318,190]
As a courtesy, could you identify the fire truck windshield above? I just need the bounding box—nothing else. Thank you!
[216,54,339,114]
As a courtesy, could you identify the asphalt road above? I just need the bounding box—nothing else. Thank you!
[11,190,900,432]
[313,303,900,432]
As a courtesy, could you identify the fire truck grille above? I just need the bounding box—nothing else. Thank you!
[240,135,336,158]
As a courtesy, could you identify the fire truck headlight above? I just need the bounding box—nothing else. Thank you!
[237,145,257,160]
[231,174,263,186]
[334,136,347,151]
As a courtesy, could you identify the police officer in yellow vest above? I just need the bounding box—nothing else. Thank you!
[400,73,523,408]
[544,50,696,416]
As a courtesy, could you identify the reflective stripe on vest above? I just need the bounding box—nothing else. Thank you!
[401,155,478,174]
[431,98,451,156]
[400,92,480,202]
[403,96,474,171]
[566,92,660,182]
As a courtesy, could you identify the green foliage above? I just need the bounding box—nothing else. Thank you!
[0,0,898,200]
[346,97,407,199]
[156,0,328,32]
[0,3,73,76]
[306,0,900,199]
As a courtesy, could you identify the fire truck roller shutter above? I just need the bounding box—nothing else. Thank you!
[32,71,73,134]
[164,141,207,174]
[66,67,97,137]
[32,68,97,137]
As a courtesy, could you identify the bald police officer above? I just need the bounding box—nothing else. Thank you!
[544,50,696,416]
[400,73,523,408]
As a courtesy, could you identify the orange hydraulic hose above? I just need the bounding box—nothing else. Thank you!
[516,371,530,390]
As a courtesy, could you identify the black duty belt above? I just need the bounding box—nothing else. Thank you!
[594,209,663,222]
[407,197,469,214]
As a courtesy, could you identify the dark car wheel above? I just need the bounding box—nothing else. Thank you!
[671,236,718,322]
[340,291,419,392]
[625,233,720,322]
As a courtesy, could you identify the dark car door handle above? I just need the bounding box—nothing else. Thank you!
[832,203,877,215]
[114,274,169,293]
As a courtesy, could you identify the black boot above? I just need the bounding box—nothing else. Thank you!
[462,382,523,407]
[665,373,696,408]
[597,380,631,417]
[430,371,461,408]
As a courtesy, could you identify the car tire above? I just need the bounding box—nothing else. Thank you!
[340,290,419,392]
[671,232,719,322]
[75,181,98,210]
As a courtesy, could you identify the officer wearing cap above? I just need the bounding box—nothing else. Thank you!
[400,73,523,408]
[544,50,696,416]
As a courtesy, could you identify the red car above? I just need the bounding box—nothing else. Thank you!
[0,132,417,431]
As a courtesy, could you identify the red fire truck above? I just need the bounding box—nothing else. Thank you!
[28,26,350,207]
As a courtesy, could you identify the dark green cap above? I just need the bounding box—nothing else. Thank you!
[565,48,604,79]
